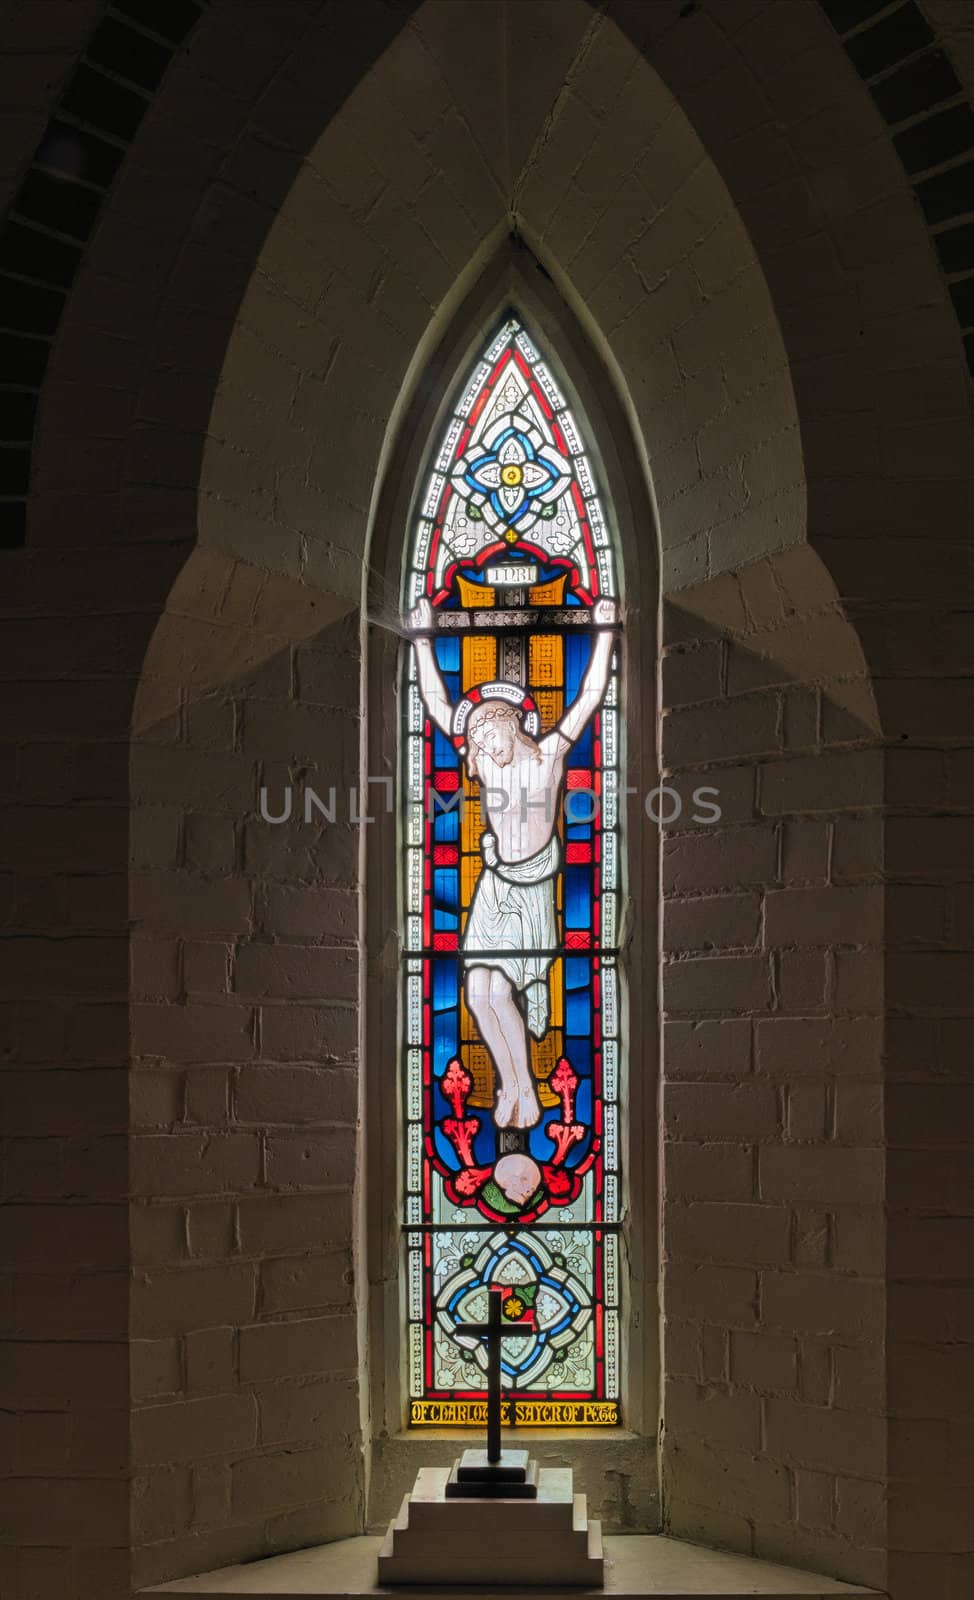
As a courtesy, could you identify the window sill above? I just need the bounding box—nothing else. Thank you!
[141,1534,885,1598]
[368,1426,658,1533]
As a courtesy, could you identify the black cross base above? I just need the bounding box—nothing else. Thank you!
[451,1288,536,1497]
[444,1450,538,1500]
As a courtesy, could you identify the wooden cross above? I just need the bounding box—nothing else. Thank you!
[456,1288,532,1463]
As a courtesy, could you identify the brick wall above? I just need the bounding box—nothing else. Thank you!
[0,547,162,1600]
[659,547,887,1589]
[128,550,362,1587]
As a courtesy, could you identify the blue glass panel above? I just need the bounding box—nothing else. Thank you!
[434,728,457,767]
[565,1037,592,1077]
[565,988,591,1035]
[565,634,591,701]
[436,637,461,673]
[433,806,460,843]
[574,1077,592,1128]
[529,1118,553,1161]
[434,869,458,911]
[430,795,463,834]
[433,1126,457,1168]
[564,866,591,930]
[433,1009,456,1075]
[569,724,593,767]
[565,958,590,991]
[566,822,592,842]
[473,1116,494,1164]
[433,960,458,1010]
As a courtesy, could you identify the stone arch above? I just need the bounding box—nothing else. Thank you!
[359,234,663,1526]
[6,1,973,555]
[192,1,812,597]
[118,8,893,1590]
[2,4,969,1598]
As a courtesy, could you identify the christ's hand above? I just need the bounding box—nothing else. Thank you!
[407,597,434,632]
[408,596,454,735]
[550,600,617,747]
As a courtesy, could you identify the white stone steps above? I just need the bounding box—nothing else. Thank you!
[406,1465,577,1531]
[376,1462,603,1586]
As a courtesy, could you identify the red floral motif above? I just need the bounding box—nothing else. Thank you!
[443,1117,479,1167]
[550,1057,578,1123]
[541,1163,582,1204]
[549,1121,585,1166]
[453,1167,492,1197]
[442,1058,472,1120]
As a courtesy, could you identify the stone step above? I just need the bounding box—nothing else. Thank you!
[405,1465,578,1531]
[379,1496,601,1585]
[377,1542,604,1587]
[383,1521,593,1565]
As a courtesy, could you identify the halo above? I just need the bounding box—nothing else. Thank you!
[452,681,541,746]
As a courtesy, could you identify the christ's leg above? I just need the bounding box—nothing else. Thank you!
[488,968,543,1129]
[465,966,520,1127]
[466,966,541,1129]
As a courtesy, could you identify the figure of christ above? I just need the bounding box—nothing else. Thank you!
[408,595,617,1130]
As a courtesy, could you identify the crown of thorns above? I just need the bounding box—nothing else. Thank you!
[451,682,541,747]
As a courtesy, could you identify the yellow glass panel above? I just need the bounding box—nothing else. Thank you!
[462,635,497,690]
[462,1041,495,1109]
[533,1028,563,1106]
[411,1400,619,1426]
[460,850,481,916]
[528,574,568,607]
[549,955,563,1029]
[529,633,563,686]
[533,689,563,733]
[459,991,477,1042]
[457,574,495,608]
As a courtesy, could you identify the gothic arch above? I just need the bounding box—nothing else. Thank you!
[1,3,967,1596]
[359,238,661,1526]
[5,2,973,556]
[122,4,889,1588]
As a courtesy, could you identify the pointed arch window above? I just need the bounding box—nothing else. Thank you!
[401,315,624,1427]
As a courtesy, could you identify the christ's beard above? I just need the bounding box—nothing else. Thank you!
[476,744,513,769]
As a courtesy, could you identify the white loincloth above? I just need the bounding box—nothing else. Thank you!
[463,832,559,1038]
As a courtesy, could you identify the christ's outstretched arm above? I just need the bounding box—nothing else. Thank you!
[549,597,618,750]
[406,596,454,736]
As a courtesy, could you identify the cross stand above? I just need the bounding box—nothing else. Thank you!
[446,1288,536,1498]
[378,1286,605,1582]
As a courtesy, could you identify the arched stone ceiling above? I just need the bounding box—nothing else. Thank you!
[0,0,970,581]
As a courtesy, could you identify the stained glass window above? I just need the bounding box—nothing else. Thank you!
[401,316,623,1428]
